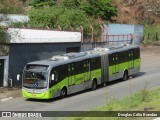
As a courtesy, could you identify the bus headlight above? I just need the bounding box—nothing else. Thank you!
[41,89,47,93]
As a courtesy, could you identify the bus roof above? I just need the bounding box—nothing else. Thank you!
[27,52,100,67]
[27,44,139,67]
[90,44,139,54]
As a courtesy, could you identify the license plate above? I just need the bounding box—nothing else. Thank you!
[32,93,36,97]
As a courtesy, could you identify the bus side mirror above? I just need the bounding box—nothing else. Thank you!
[51,74,54,81]
[17,74,20,81]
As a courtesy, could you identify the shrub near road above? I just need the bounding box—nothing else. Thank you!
[66,87,160,119]
[144,24,160,45]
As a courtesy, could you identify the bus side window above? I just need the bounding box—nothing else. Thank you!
[134,48,140,59]
[90,57,101,70]
[74,61,84,74]
[49,65,68,87]
[118,52,122,63]
[119,51,127,63]
[50,68,58,86]
[109,54,113,66]
[84,60,89,72]
[123,51,128,62]
[57,65,68,81]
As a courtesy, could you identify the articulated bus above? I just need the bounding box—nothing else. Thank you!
[21,44,140,99]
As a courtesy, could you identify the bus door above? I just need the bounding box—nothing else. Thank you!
[112,54,119,74]
[83,60,90,82]
[68,64,75,86]
[128,50,134,69]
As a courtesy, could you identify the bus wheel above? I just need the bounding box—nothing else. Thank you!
[123,71,128,81]
[91,80,97,90]
[60,88,67,98]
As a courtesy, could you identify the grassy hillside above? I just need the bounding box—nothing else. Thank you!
[144,24,160,44]
[65,87,160,119]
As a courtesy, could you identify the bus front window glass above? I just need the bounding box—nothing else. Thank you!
[23,71,48,89]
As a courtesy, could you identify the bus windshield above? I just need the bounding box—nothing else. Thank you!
[23,71,48,89]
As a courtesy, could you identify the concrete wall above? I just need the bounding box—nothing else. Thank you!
[0,14,29,27]
[8,43,81,86]
[8,28,82,43]
[103,24,144,45]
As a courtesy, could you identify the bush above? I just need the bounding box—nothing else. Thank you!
[144,24,160,44]
[0,0,24,14]
[27,0,117,41]
[0,29,11,44]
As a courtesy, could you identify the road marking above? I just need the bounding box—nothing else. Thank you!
[1,97,13,102]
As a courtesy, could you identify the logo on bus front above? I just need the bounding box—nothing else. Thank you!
[34,82,38,88]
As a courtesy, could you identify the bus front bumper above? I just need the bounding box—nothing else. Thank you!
[22,89,51,99]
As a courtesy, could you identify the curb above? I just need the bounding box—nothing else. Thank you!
[1,97,13,102]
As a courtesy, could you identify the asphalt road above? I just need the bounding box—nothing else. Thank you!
[0,46,160,113]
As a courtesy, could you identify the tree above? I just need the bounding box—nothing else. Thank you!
[28,7,94,33]
[0,27,10,55]
[0,0,24,14]
[29,0,117,20]
[80,0,117,20]
[27,0,117,41]
[28,6,65,28]
[29,0,57,8]
[0,28,10,44]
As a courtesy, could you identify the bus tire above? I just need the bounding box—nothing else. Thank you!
[123,70,128,81]
[60,87,67,98]
[91,79,97,90]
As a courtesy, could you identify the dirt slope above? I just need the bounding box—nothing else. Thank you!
[112,0,160,24]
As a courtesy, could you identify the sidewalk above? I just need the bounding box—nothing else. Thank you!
[0,87,21,101]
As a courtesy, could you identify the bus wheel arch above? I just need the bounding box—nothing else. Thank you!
[60,86,67,98]
[91,78,97,90]
[123,70,128,81]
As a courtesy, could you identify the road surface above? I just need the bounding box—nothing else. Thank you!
[0,46,160,113]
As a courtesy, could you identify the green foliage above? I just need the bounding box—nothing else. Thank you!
[55,9,95,33]
[28,7,64,28]
[64,87,160,120]
[27,0,117,40]
[10,22,29,28]
[103,87,156,111]
[0,0,24,14]
[61,0,81,8]
[28,7,97,36]
[0,29,10,44]
[144,24,160,44]
[30,0,117,20]
[80,0,117,20]
[0,5,24,14]
[29,0,56,8]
